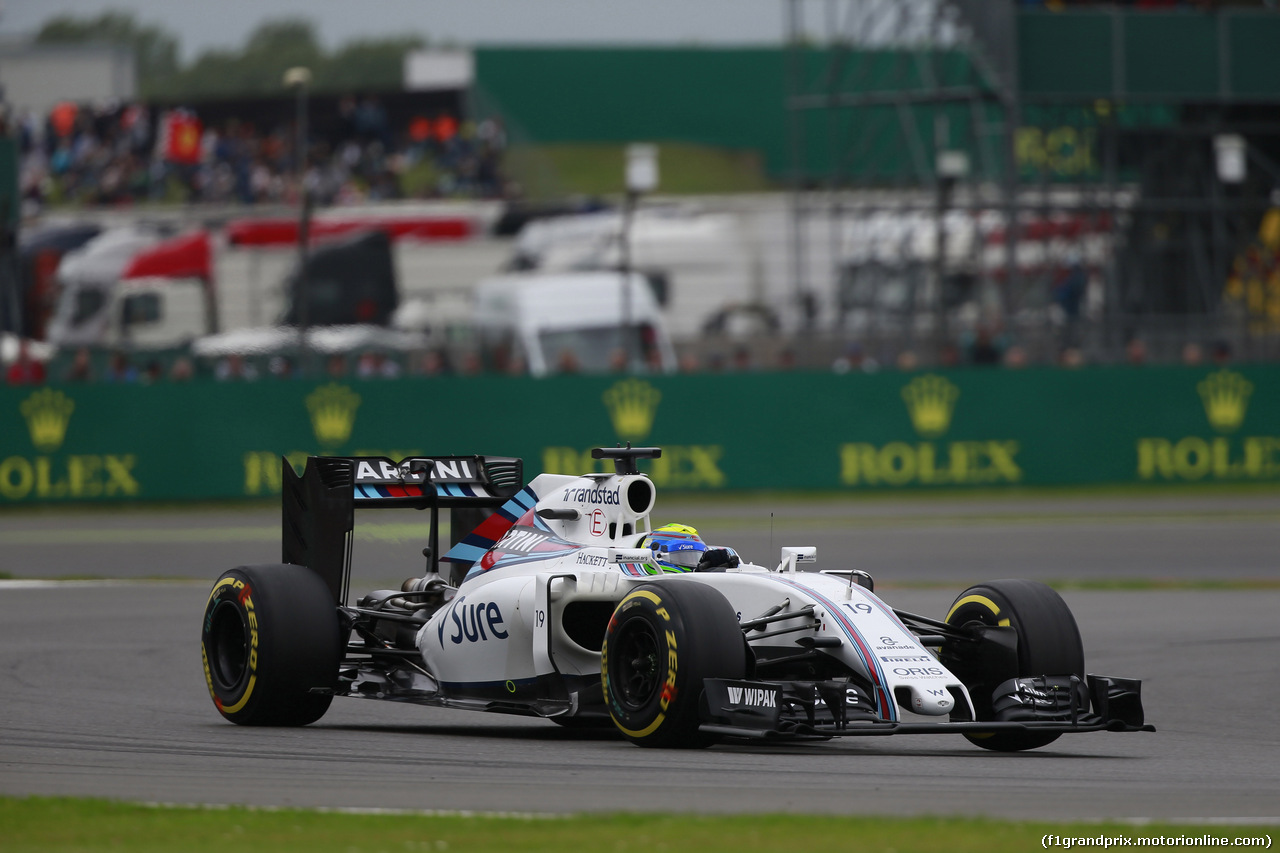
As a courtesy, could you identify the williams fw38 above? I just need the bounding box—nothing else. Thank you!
[200,446,1153,750]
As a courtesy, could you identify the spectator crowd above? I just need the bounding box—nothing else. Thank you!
[9,95,508,213]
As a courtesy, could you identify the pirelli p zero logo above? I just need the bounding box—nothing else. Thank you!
[202,577,259,715]
[603,589,679,739]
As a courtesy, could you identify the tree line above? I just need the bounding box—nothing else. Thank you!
[35,13,425,100]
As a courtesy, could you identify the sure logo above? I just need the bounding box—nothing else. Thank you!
[438,596,509,646]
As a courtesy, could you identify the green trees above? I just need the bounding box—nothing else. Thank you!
[34,14,425,100]
[35,12,180,98]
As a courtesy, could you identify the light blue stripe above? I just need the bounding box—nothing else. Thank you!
[447,543,487,563]
[776,577,898,722]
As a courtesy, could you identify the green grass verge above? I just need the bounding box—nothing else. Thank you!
[2,798,1273,853]
[4,575,1277,591]
[504,142,777,197]
[882,578,1280,592]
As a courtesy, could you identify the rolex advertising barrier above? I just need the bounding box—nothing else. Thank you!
[1,365,1277,504]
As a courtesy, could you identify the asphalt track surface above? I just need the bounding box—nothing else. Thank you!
[1,490,1278,821]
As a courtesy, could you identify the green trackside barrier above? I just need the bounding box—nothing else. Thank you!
[1,365,1277,504]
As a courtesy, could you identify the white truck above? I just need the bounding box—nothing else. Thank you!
[44,226,216,350]
[471,270,677,376]
[509,205,757,339]
[42,207,505,353]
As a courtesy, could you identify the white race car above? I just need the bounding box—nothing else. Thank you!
[201,446,1153,750]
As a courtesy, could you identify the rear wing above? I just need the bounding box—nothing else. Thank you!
[282,454,523,603]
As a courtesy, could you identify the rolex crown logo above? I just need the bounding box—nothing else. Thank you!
[901,374,959,438]
[603,378,661,440]
[1197,369,1252,433]
[20,389,75,453]
[306,384,361,446]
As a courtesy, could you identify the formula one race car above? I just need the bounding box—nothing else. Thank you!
[200,446,1153,750]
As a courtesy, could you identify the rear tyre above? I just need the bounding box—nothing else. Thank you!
[943,579,1084,752]
[201,563,342,726]
[602,580,746,748]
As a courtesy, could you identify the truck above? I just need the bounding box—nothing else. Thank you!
[41,208,498,353]
[471,270,677,376]
[45,226,405,353]
[44,225,212,350]
[509,205,756,339]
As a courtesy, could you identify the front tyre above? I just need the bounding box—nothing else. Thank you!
[602,581,746,748]
[943,578,1085,752]
[201,564,342,726]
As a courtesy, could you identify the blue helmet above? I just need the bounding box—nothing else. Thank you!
[642,523,706,573]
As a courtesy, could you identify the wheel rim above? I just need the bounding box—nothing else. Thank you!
[611,616,661,710]
[207,600,249,690]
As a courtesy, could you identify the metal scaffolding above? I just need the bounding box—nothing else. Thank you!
[786,0,1280,367]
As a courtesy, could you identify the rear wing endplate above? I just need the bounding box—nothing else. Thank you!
[282,454,523,603]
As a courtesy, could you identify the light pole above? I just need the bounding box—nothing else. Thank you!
[284,66,312,376]
[622,144,657,371]
[1213,133,1247,354]
[934,146,969,357]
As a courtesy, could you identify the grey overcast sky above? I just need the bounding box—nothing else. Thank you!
[0,1,791,60]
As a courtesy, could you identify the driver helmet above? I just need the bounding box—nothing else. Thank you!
[641,522,707,573]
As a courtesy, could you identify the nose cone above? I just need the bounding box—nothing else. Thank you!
[904,685,954,716]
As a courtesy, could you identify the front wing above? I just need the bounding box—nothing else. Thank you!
[700,674,1156,741]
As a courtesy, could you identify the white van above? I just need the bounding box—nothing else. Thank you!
[473,270,677,377]
[509,206,754,339]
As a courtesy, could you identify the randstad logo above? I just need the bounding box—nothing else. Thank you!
[840,374,1021,487]
[1138,369,1276,482]
[306,384,361,446]
[603,378,660,441]
[20,389,75,452]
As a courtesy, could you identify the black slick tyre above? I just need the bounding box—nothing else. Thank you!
[943,578,1085,752]
[201,563,343,726]
[601,580,746,748]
